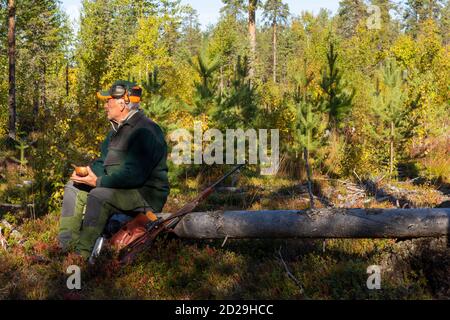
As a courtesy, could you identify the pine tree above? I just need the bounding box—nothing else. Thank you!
[77,0,114,98]
[189,53,221,116]
[158,0,184,57]
[441,0,450,45]
[403,0,446,37]
[0,4,7,133]
[7,0,15,140]
[208,11,247,84]
[221,0,245,20]
[294,62,325,208]
[337,0,367,38]
[0,0,70,139]
[178,6,202,57]
[370,0,399,43]
[247,0,259,78]
[142,66,166,96]
[17,0,70,118]
[296,96,323,156]
[140,67,176,133]
[319,41,354,128]
[371,59,408,175]
[215,55,257,129]
[262,0,290,83]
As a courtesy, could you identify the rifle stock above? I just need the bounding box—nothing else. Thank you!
[118,164,245,264]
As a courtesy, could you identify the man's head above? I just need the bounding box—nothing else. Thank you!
[97,80,143,122]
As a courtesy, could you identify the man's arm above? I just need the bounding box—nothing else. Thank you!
[96,128,165,189]
[89,133,111,177]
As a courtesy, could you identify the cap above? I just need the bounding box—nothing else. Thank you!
[96,80,142,103]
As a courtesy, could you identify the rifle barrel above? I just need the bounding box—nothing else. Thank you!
[163,164,245,224]
[209,164,245,189]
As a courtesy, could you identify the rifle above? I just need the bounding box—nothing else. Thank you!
[118,163,245,265]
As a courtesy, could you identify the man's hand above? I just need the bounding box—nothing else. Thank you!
[70,166,98,187]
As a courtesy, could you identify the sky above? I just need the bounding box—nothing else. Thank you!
[61,0,341,29]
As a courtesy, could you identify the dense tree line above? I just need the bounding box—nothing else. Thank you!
[0,0,448,213]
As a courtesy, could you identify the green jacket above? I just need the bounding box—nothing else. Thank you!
[89,110,170,212]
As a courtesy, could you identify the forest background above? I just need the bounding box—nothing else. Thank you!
[0,0,449,300]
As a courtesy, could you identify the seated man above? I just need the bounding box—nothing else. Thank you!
[58,80,170,259]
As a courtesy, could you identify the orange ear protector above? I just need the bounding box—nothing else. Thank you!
[102,84,141,104]
[129,86,142,103]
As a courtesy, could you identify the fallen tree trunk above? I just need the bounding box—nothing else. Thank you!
[166,208,450,239]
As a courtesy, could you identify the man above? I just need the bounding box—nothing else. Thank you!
[58,80,170,259]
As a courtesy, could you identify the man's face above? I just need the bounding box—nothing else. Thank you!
[104,98,123,121]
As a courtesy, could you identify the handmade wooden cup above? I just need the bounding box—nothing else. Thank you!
[71,164,89,177]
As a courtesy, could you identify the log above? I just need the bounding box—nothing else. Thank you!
[1,203,22,208]
[167,208,450,239]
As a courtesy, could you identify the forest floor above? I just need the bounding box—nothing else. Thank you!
[0,167,449,300]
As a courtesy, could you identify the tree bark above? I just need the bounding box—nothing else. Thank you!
[390,121,394,176]
[219,65,224,97]
[272,20,277,83]
[248,0,258,79]
[303,147,314,208]
[8,0,16,140]
[33,80,39,118]
[168,208,450,239]
[66,62,70,97]
[41,64,47,110]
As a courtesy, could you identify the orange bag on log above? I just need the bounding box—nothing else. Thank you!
[109,211,158,251]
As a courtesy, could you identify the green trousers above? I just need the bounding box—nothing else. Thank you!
[58,181,151,259]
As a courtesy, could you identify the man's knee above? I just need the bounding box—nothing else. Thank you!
[61,182,79,218]
[87,187,114,203]
[66,180,94,193]
[83,189,112,227]
[64,180,76,190]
